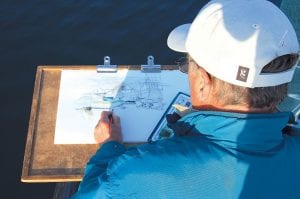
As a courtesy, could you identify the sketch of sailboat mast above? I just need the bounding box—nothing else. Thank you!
[136,76,164,109]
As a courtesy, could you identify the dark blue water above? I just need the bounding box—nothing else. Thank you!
[0,0,282,198]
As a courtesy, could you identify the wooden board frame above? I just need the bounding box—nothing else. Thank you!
[21,65,178,182]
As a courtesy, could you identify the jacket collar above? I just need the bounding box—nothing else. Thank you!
[171,111,291,152]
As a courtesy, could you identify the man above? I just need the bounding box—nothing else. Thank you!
[72,0,300,198]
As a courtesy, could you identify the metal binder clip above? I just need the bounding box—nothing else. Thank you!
[141,55,161,72]
[96,56,117,73]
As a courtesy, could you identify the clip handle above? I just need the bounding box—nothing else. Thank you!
[97,56,117,73]
[141,55,161,72]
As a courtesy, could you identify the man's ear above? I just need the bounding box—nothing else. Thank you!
[188,63,213,107]
[196,67,212,102]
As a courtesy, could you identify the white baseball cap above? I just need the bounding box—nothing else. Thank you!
[167,0,299,88]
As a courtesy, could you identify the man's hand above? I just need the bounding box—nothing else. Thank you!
[94,111,123,144]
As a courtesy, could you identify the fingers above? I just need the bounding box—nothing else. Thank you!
[95,111,111,128]
[100,111,120,125]
[100,111,112,123]
[112,114,120,126]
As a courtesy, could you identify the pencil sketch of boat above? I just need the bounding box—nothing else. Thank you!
[74,75,165,115]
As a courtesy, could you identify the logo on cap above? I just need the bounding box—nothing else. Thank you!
[236,66,249,82]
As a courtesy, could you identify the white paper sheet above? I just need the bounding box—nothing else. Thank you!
[54,69,190,144]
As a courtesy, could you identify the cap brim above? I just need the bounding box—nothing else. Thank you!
[167,24,191,52]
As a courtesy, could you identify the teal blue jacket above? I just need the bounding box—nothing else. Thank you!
[72,111,300,198]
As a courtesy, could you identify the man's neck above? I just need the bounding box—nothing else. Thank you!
[192,104,276,114]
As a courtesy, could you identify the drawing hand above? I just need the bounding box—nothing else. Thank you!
[94,111,123,144]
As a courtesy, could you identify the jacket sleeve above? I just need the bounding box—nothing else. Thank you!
[71,141,126,199]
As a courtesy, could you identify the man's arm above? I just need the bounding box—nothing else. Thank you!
[72,111,126,198]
